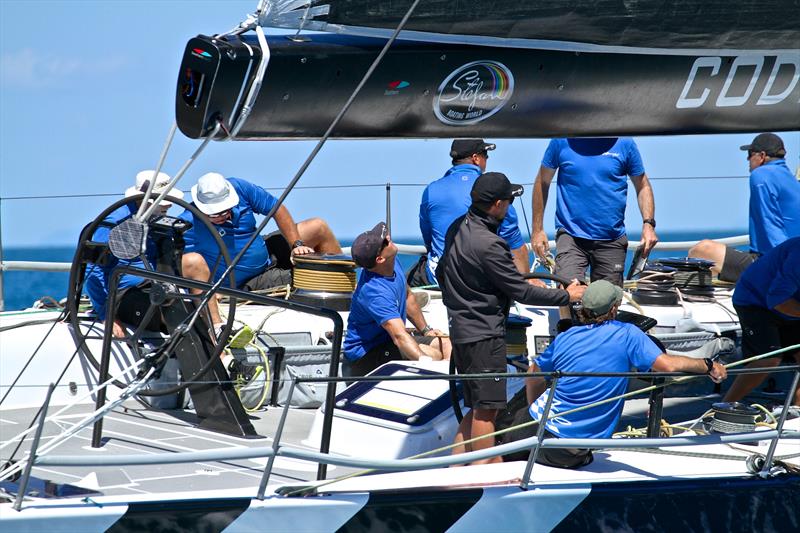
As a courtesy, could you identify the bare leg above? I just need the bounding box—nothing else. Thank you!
[297,218,342,254]
[181,252,222,325]
[468,408,502,465]
[417,337,452,360]
[451,409,474,458]
[688,239,727,277]
[723,357,781,403]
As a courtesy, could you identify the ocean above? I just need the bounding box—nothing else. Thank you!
[1,230,743,311]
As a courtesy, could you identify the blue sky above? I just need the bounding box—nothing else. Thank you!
[1,0,798,249]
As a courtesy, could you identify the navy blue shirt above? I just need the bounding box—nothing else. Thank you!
[420,164,525,284]
[748,159,800,254]
[85,202,155,319]
[344,258,408,361]
[541,138,645,241]
[180,178,279,288]
[529,320,662,439]
[734,237,800,320]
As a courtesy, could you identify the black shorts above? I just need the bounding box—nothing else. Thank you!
[735,304,800,360]
[406,256,433,288]
[453,337,507,410]
[496,404,593,468]
[344,336,436,377]
[555,230,628,286]
[720,248,760,282]
[115,283,165,333]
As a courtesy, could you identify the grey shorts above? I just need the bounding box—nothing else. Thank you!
[720,248,759,282]
[555,230,628,286]
[242,266,293,291]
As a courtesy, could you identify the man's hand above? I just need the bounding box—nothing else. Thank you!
[532,230,550,260]
[708,361,727,383]
[424,328,446,337]
[565,280,586,302]
[640,224,659,256]
[527,278,547,288]
[291,245,314,256]
[111,319,126,339]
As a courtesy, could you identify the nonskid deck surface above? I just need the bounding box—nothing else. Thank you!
[5,391,794,500]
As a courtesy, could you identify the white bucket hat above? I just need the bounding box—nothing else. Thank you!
[125,170,184,205]
[191,172,240,215]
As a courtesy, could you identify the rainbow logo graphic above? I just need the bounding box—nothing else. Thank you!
[433,60,515,126]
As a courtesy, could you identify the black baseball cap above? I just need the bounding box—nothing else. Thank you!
[351,222,388,268]
[740,133,786,157]
[450,139,496,160]
[470,172,524,203]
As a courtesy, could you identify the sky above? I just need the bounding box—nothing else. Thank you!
[1,0,798,249]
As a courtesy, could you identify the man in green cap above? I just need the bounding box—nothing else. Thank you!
[497,280,727,468]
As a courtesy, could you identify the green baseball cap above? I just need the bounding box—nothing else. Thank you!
[582,280,623,314]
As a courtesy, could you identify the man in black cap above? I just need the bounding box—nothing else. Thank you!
[437,172,586,465]
[410,139,531,287]
[343,222,451,377]
[690,133,800,281]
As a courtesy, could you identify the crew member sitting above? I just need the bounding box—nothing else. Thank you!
[344,222,451,378]
[178,172,342,326]
[722,237,800,405]
[689,133,800,281]
[498,280,726,468]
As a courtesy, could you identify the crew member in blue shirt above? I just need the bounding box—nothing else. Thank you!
[531,138,659,286]
[690,133,800,282]
[498,280,726,468]
[85,170,184,338]
[179,172,342,329]
[408,139,530,287]
[723,237,800,405]
[344,222,451,377]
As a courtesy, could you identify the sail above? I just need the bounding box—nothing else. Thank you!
[263,0,800,52]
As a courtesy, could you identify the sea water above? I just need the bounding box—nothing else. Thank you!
[0,230,743,311]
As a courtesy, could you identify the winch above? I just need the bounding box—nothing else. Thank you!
[708,402,760,434]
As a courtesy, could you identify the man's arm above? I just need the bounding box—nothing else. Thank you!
[419,188,433,250]
[273,205,313,255]
[511,245,531,274]
[774,297,800,317]
[525,362,548,404]
[630,173,659,256]
[532,165,556,260]
[750,180,787,249]
[382,318,426,360]
[651,353,727,383]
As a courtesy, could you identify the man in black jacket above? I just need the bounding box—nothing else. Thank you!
[437,172,585,465]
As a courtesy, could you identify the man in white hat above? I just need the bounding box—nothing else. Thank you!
[85,170,184,338]
[179,173,342,299]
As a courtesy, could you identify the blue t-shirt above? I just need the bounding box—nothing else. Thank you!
[748,159,800,254]
[733,237,800,320]
[420,164,525,284]
[180,178,279,288]
[541,138,645,241]
[529,320,662,439]
[84,202,155,319]
[344,258,407,361]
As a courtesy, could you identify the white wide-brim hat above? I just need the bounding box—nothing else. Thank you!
[125,170,184,205]
[191,172,240,215]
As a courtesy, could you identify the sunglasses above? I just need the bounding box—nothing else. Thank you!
[747,150,764,161]
[208,209,231,219]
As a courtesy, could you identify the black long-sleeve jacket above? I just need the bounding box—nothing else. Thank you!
[437,207,570,344]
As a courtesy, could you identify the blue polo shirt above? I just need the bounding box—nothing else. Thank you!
[541,138,645,241]
[529,320,662,439]
[85,202,156,319]
[344,258,407,361]
[180,178,278,288]
[748,159,800,254]
[420,164,525,284]
[734,237,800,320]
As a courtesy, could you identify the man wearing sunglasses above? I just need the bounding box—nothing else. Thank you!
[437,172,586,466]
[344,222,451,377]
[410,139,530,288]
[179,173,342,326]
[689,133,800,282]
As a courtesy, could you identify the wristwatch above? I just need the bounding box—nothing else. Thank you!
[420,325,433,335]
[643,218,656,228]
[292,239,305,249]
[703,358,714,374]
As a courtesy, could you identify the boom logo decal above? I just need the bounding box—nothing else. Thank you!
[434,61,514,125]
[191,48,212,60]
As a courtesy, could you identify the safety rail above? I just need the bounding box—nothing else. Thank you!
[8,364,799,510]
